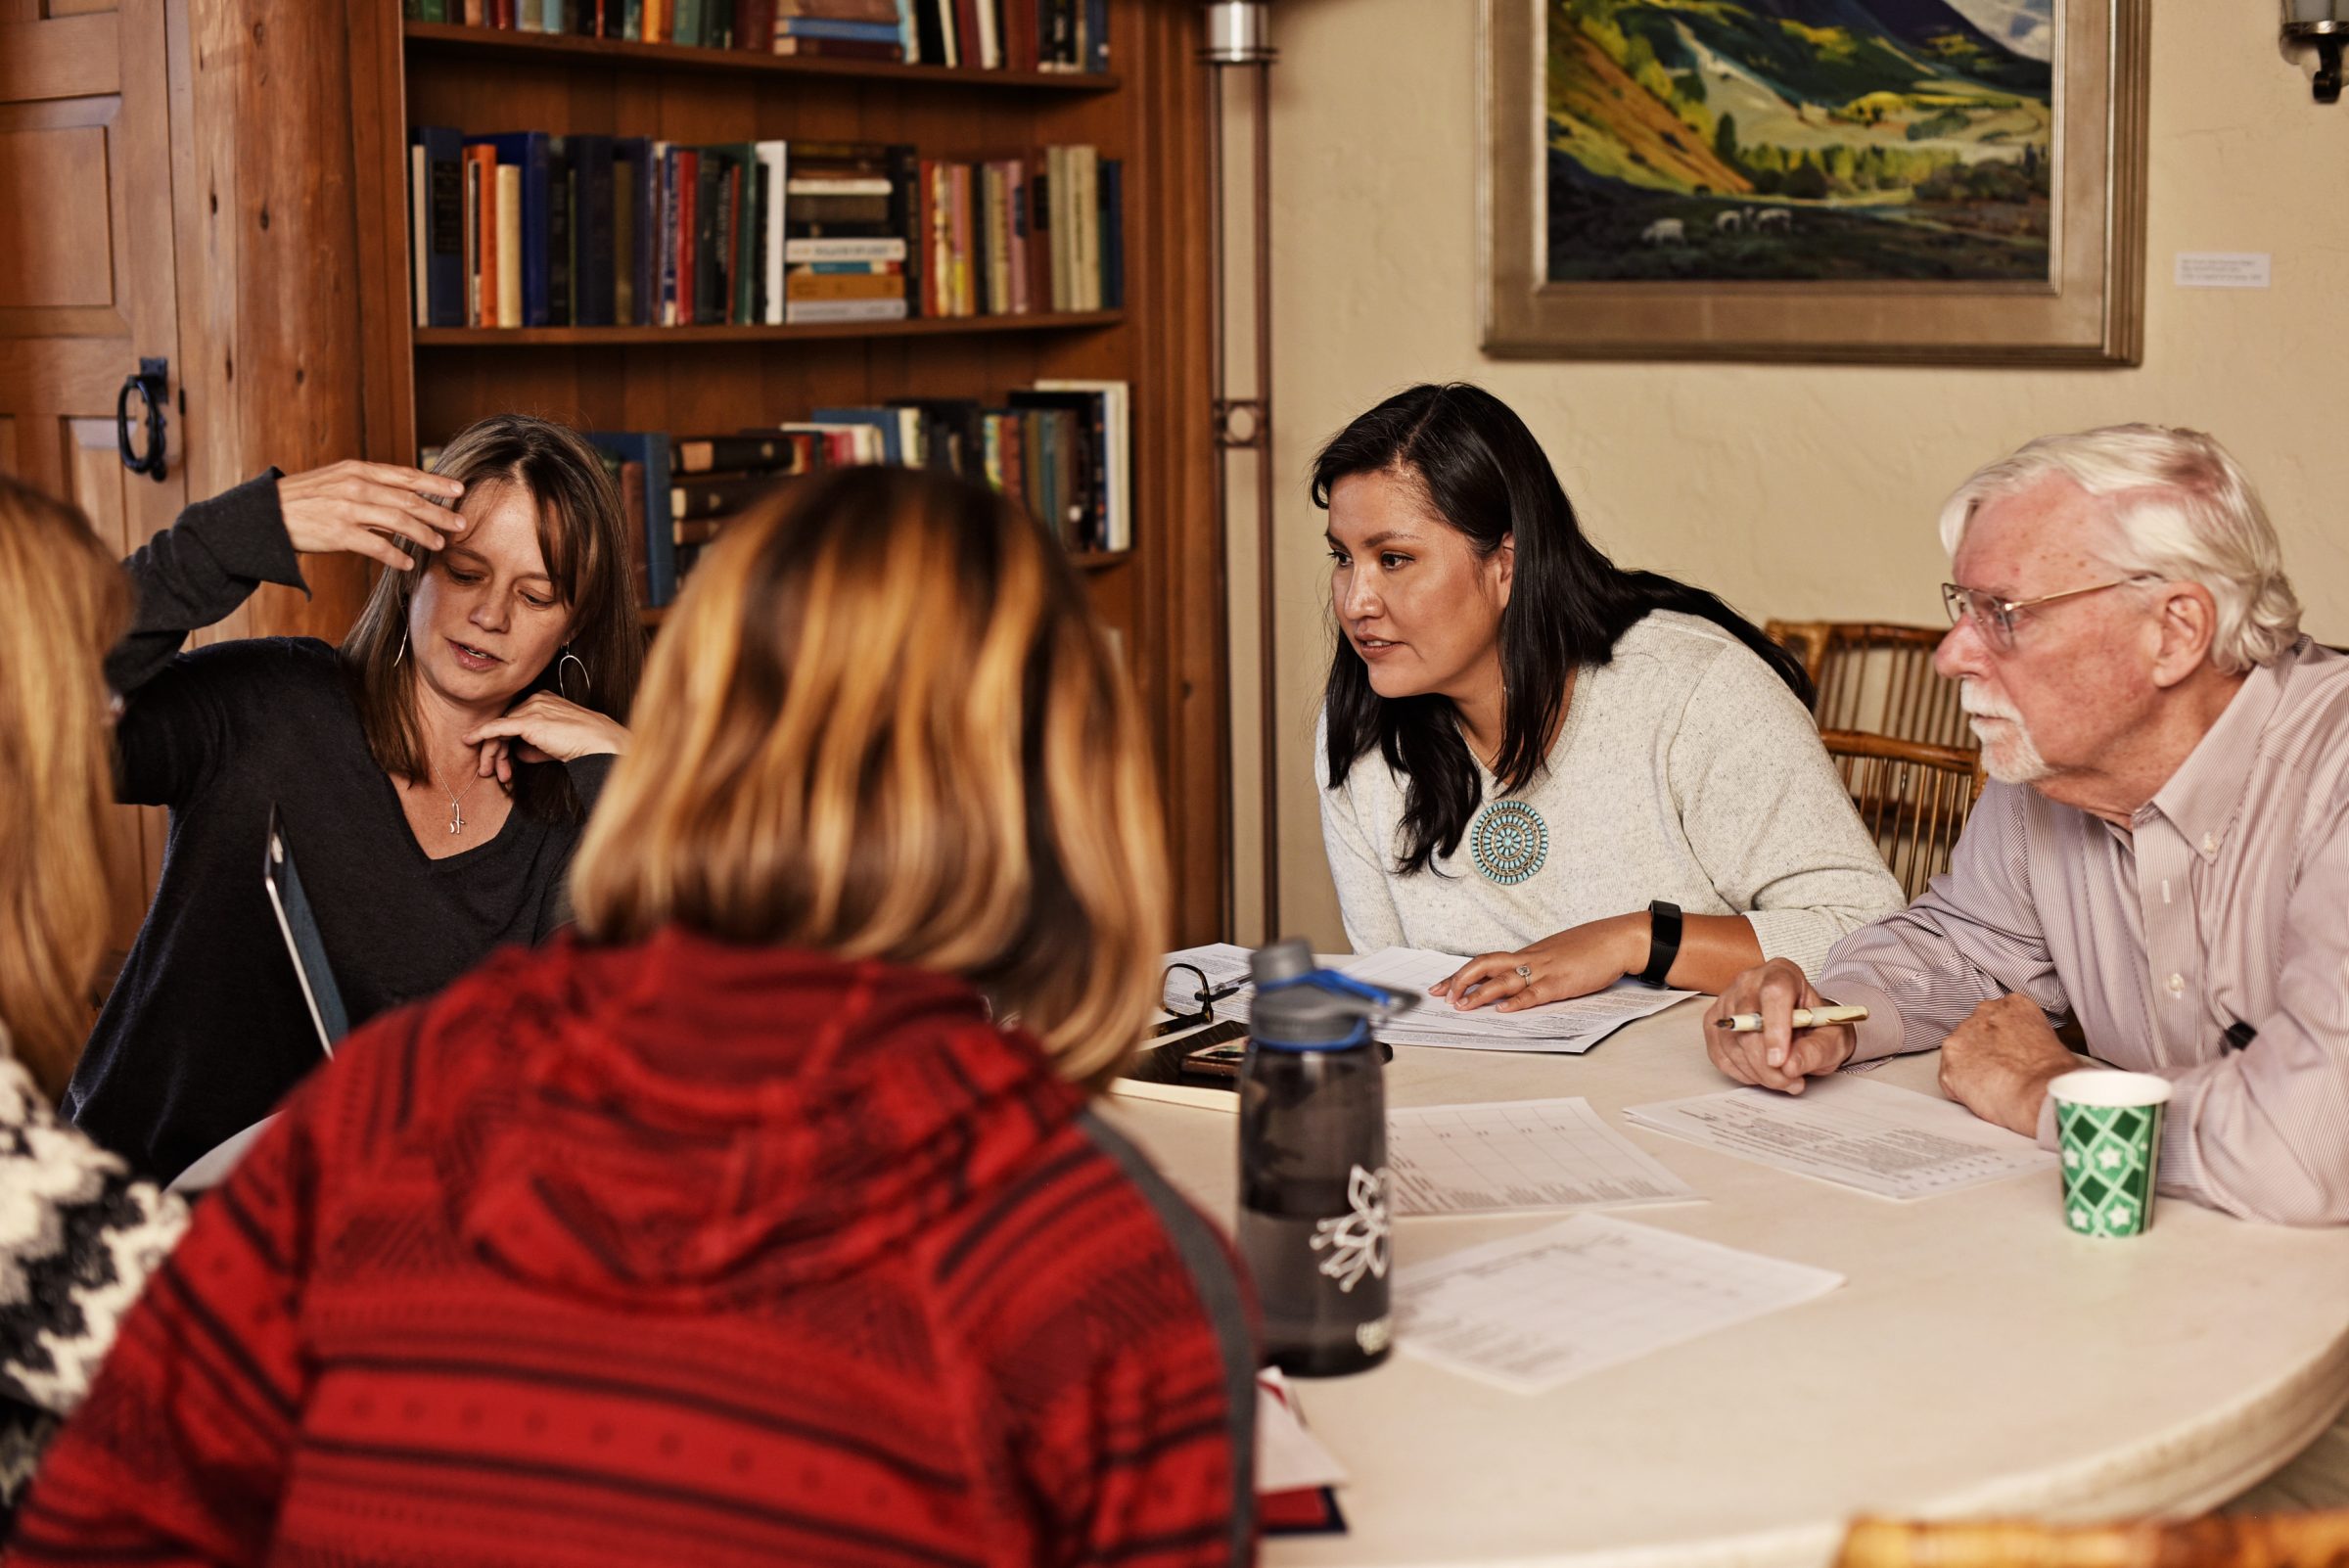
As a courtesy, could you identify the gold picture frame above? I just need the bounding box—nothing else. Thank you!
[1482,1,2148,366]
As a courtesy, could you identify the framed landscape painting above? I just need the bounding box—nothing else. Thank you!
[1482,0,2148,364]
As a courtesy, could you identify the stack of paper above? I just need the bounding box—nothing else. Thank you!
[1388,1098,1696,1216]
[1158,945,1690,1055]
[1623,1075,2058,1201]
[1394,1215,1844,1394]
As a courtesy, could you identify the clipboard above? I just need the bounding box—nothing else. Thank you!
[262,804,349,1054]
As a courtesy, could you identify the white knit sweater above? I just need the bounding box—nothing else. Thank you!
[1315,611,1907,976]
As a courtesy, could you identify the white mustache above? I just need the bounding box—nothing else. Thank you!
[1959,685,2022,723]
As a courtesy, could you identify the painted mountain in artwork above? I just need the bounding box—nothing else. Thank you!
[1544,0,2054,282]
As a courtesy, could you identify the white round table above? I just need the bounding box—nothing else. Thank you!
[1099,998,2349,1568]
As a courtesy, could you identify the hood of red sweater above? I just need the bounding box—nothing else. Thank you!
[436,930,1085,1309]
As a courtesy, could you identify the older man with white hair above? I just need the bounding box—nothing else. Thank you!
[1708,424,2349,1225]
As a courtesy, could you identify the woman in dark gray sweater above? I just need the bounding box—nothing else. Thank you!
[66,415,645,1183]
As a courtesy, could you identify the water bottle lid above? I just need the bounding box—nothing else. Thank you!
[1249,937,1416,1050]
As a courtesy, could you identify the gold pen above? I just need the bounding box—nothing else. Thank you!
[1716,1005,1869,1033]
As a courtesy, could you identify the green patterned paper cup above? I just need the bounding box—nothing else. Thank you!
[2050,1071,2174,1239]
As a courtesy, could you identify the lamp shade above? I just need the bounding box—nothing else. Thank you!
[2287,0,2347,25]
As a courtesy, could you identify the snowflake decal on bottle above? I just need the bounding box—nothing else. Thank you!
[1311,1164,1391,1293]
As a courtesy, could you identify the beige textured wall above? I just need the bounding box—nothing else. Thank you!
[1232,2,2349,951]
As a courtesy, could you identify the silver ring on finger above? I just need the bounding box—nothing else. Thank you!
[1515,964,1532,980]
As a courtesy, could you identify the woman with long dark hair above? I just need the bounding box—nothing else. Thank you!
[67,415,644,1183]
[1313,383,1902,1008]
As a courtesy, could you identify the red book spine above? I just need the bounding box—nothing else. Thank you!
[735,0,776,52]
[951,0,981,68]
[1008,0,1037,71]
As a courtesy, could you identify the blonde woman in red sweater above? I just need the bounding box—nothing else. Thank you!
[16,465,1257,1568]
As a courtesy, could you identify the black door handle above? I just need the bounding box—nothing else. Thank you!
[116,356,168,483]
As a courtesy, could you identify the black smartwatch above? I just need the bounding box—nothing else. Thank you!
[1637,899,1682,989]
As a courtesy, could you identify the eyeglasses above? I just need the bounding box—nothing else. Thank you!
[1940,576,2158,653]
[1152,963,1250,1038]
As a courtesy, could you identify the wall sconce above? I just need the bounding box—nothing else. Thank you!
[2285,0,2345,103]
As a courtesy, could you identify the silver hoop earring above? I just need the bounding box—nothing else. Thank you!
[557,646,590,702]
[394,625,408,667]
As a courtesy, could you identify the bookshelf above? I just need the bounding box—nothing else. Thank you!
[411,310,1124,346]
[403,20,1125,89]
[343,0,1230,942]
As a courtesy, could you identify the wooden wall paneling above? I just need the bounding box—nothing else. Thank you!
[174,0,375,643]
[0,123,113,306]
[416,344,590,439]
[1119,0,1226,941]
[347,0,414,467]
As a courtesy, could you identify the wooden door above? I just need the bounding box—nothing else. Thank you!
[0,0,189,957]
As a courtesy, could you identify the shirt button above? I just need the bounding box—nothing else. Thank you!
[2167,973,2186,996]
[2201,832,2218,854]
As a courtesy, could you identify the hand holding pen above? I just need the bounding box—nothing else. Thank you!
[1702,956,1863,1095]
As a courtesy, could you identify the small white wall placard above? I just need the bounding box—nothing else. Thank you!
[2175,253,2273,289]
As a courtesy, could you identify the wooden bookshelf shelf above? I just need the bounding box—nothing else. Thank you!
[414,312,1125,347]
[401,21,1122,92]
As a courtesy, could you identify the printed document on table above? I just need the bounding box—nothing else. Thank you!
[1389,1098,1697,1216]
[1394,1215,1843,1395]
[1339,948,1691,1053]
[1160,945,1690,1053]
[1622,1075,2058,1201]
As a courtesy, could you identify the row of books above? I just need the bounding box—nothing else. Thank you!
[576,380,1129,606]
[403,0,1109,73]
[407,132,1124,329]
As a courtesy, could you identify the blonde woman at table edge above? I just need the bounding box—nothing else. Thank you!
[0,478,190,1530]
[14,465,1258,1568]
[1313,383,1906,1010]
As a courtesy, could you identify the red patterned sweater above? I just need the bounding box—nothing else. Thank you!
[13,932,1257,1567]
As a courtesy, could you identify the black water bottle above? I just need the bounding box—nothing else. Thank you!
[1237,938,1413,1377]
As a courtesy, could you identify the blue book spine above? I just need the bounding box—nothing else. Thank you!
[776,17,904,41]
[586,431,676,606]
[417,126,466,328]
[1099,157,1123,310]
[616,137,655,325]
[480,131,553,327]
[1084,0,1106,71]
[573,134,616,327]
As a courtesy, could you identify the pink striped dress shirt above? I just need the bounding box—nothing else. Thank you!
[1819,638,2349,1223]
